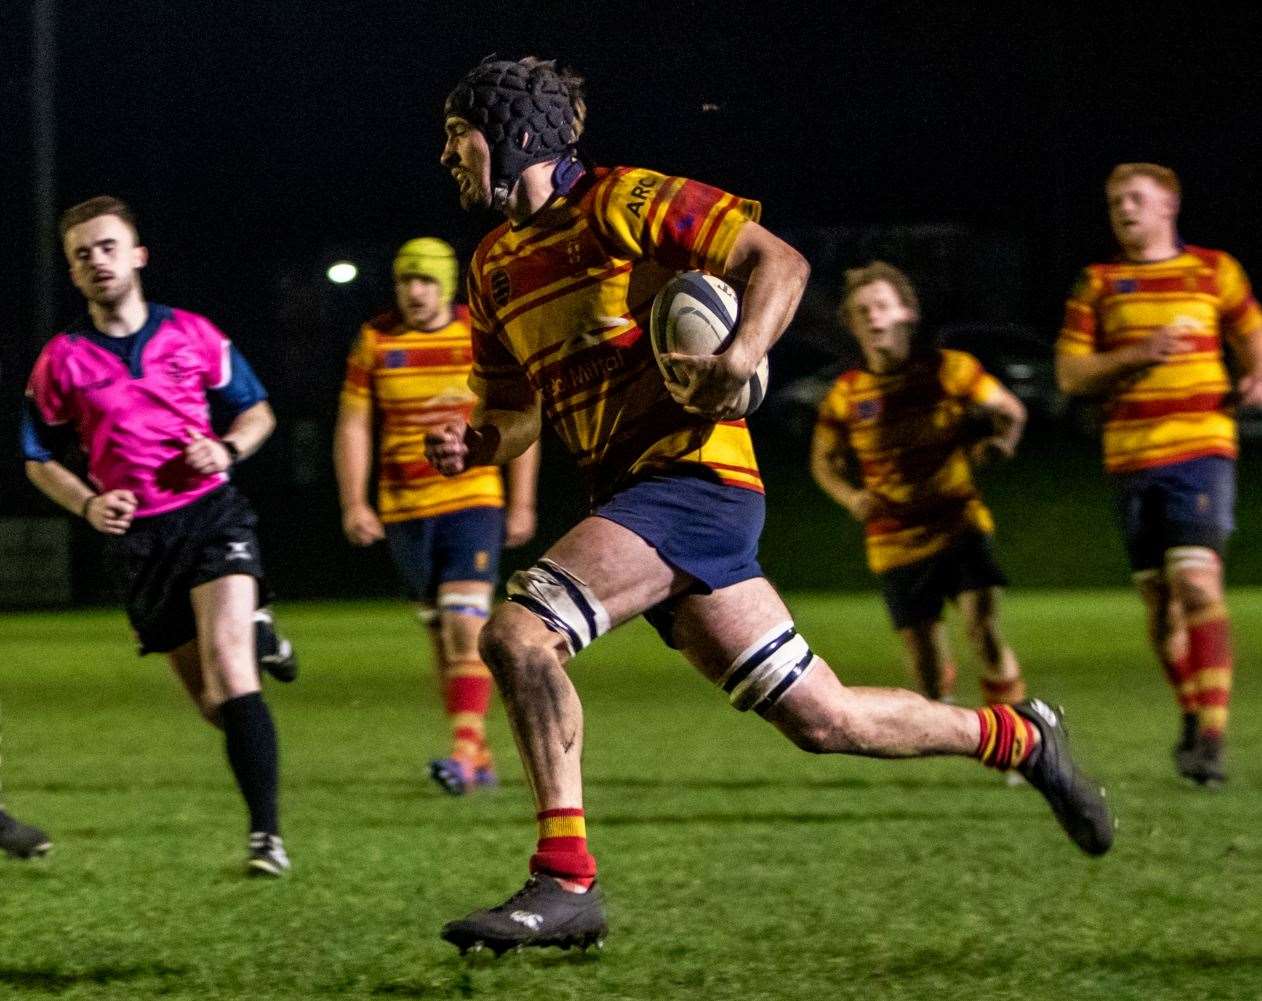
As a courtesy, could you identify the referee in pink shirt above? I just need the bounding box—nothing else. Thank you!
[21,196,294,877]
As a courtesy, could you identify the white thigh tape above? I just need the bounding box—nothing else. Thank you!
[719,621,816,715]
[1165,546,1220,573]
[439,591,492,616]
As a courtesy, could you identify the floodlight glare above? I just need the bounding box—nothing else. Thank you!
[327,261,358,284]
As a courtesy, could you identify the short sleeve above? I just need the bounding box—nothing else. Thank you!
[590,167,762,274]
[207,345,268,415]
[19,397,71,462]
[940,350,1001,405]
[815,378,851,430]
[1217,252,1262,353]
[466,269,537,409]
[339,326,376,409]
[1057,269,1100,358]
[25,340,74,427]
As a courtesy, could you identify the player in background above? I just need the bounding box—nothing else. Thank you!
[423,56,1113,955]
[1057,164,1262,786]
[22,196,293,875]
[812,262,1028,708]
[334,237,539,795]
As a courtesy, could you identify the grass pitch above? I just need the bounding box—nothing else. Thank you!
[2,592,1261,1001]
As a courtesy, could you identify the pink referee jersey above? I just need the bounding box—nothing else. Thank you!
[22,304,267,517]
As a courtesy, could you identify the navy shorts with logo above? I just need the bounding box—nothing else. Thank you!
[1113,455,1236,572]
[877,531,1008,630]
[593,471,766,647]
[384,506,504,605]
[115,484,267,655]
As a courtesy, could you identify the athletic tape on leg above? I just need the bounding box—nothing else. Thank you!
[505,558,610,655]
[439,592,491,618]
[1165,546,1220,574]
[718,621,816,715]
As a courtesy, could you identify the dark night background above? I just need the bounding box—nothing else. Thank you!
[4,1,1262,604]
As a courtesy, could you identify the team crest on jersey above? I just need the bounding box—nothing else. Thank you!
[489,268,511,308]
[1112,278,1138,294]
[384,350,407,369]
[475,550,490,571]
[566,240,583,267]
[856,398,883,420]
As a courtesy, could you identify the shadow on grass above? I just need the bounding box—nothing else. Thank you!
[871,945,1262,980]
[0,962,186,992]
[366,950,604,997]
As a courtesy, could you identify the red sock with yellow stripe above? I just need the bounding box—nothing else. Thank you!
[1160,651,1197,715]
[1187,604,1233,740]
[444,657,494,768]
[974,704,1039,770]
[530,808,596,889]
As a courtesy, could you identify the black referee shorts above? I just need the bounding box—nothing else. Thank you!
[114,485,268,654]
[877,531,1008,630]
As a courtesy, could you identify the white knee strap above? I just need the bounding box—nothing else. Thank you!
[719,621,816,716]
[505,558,610,655]
[438,591,492,618]
[1165,546,1220,574]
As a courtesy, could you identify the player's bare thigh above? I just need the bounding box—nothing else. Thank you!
[190,574,260,700]
[544,517,689,623]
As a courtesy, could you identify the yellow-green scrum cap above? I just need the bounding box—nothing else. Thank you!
[393,237,458,303]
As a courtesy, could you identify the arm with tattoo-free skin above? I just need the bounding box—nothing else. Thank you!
[333,399,386,546]
[661,222,811,420]
[967,382,1027,466]
[809,422,884,524]
[425,393,542,479]
[1056,323,1194,398]
[503,439,541,547]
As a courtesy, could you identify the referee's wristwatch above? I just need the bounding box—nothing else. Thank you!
[221,439,241,465]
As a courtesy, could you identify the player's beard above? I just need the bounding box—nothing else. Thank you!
[455,171,490,211]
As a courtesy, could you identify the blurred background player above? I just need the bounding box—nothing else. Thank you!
[812,262,1028,707]
[1057,163,1262,786]
[425,56,1112,955]
[21,196,294,875]
[334,237,539,795]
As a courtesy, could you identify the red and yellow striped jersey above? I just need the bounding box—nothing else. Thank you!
[816,349,1001,573]
[467,165,763,502]
[1057,246,1262,473]
[340,306,503,523]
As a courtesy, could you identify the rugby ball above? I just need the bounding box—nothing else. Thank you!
[649,271,770,417]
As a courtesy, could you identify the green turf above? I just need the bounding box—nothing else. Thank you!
[2,593,1260,1000]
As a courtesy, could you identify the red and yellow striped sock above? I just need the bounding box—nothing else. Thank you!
[1187,604,1232,739]
[444,657,494,766]
[975,704,1038,770]
[980,674,1028,706]
[1160,651,1197,715]
[530,808,596,887]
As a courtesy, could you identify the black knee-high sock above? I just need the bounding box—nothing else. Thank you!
[219,692,280,836]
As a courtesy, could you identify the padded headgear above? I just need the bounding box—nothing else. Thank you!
[444,58,579,208]
[393,237,458,304]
